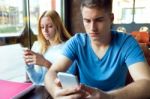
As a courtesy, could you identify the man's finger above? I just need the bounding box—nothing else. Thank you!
[55,78,62,88]
[81,84,95,94]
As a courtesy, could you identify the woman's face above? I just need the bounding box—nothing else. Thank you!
[40,16,56,40]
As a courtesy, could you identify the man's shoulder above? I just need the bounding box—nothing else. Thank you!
[72,33,88,45]
[112,31,133,41]
[65,33,88,48]
[73,33,87,38]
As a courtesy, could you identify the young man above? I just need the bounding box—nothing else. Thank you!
[45,0,150,98]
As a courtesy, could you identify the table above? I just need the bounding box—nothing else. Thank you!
[19,85,53,99]
[19,85,150,99]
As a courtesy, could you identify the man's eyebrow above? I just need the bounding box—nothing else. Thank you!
[95,16,105,20]
[82,17,90,20]
[83,16,104,20]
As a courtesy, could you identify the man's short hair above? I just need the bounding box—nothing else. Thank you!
[81,0,113,12]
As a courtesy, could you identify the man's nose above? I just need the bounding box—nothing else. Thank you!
[90,22,96,31]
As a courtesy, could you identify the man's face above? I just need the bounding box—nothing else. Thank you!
[81,7,114,41]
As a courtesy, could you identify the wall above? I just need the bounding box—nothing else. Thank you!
[69,0,85,34]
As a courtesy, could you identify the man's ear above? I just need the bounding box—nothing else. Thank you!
[110,13,114,23]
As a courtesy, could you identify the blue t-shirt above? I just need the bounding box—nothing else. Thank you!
[62,31,146,91]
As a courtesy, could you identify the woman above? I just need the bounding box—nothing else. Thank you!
[24,10,74,85]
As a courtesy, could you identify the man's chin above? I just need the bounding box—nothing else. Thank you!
[90,37,99,41]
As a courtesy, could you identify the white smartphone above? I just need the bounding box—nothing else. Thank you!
[57,72,79,89]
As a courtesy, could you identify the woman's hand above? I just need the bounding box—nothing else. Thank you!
[24,49,51,68]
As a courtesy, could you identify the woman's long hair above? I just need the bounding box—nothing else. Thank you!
[37,10,71,54]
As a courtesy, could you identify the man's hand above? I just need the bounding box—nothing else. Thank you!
[53,78,84,99]
[81,84,113,99]
[53,78,113,99]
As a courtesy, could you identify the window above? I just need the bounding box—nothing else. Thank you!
[113,0,150,24]
[0,0,63,82]
[134,0,150,23]
[0,0,24,37]
[29,0,62,35]
[113,0,133,24]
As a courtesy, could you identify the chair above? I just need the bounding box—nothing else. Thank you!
[116,26,127,33]
[131,31,150,46]
[139,26,149,32]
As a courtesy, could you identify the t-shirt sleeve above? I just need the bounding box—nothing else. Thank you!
[61,35,78,61]
[124,36,146,67]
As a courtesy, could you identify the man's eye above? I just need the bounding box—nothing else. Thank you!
[84,20,90,23]
[96,19,103,22]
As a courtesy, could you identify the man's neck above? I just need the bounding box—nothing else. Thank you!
[90,35,111,59]
[91,35,111,48]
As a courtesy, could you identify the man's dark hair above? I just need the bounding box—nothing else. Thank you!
[81,0,113,12]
